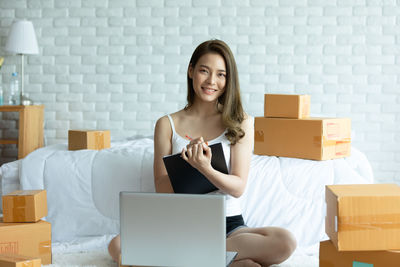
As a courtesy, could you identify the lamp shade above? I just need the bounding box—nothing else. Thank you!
[5,20,39,55]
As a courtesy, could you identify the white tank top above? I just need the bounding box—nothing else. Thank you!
[167,114,242,216]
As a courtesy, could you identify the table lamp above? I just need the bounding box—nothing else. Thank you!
[4,19,39,105]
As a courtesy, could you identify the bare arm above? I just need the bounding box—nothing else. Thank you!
[153,116,174,193]
[182,116,254,198]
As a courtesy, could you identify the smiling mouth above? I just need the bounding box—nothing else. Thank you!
[202,87,217,94]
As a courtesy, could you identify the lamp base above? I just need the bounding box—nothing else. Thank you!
[20,94,34,105]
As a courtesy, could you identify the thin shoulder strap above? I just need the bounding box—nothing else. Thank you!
[166,114,176,134]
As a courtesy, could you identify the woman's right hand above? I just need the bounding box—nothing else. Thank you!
[182,137,212,172]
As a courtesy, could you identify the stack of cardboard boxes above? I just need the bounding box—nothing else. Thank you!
[256,94,400,265]
[1,190,51,266]
[321,184,400,266]
[0,130,109,266]
[255,94,351,160]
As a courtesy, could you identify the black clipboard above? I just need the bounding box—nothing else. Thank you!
[162,142,229,194]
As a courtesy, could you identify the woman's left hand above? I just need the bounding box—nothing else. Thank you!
[181,137,212,172]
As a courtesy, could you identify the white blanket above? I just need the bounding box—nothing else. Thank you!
[1,137,373,256]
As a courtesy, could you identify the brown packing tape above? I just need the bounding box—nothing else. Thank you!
[14,196,26,207]
[12,207,27,221]
[12,196,27,221]
[39,240,52,254]
[340,213,400,223]
[254,130,264,142]
[95,132,104,149]
[340,222,400,231]
[313,136,351,146]
[339,214,400,231]
[335,141,350,156]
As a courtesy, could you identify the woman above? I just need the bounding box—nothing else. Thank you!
[109,40,297,266]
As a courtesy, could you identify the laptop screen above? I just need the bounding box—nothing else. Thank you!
[120,192,226,267]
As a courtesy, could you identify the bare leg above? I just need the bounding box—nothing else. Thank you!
[109,227,296,266]
[227,227,297,267]
[108,234,121,263]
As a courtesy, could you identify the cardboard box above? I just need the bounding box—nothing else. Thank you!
[320,240,400,267]
[0,218,51,264]
[326,184,400,251]
[0,254,41,267]
[2,190,47,223]
[68,130,111,151]
[254,117,351,160]
[264,94,310,119]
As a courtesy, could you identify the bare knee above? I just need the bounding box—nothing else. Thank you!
[270,228,297,264]
[108,235,121,263]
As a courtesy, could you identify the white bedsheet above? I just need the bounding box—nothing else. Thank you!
[49,235,319,267]
[1,137,373,256]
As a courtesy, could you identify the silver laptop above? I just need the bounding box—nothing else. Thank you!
[120,192,237,267]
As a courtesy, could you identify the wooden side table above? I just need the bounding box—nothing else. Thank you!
[0,105,44,159]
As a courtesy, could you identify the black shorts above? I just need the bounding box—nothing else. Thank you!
[226,214,247,237]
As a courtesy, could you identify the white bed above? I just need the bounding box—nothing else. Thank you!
[0,137,373,267]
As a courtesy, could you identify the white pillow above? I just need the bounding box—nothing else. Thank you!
[43,150,119,242]
[32,138,155,242]
[91,138,155,221]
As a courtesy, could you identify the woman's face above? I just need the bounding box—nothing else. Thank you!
[189,52,227,104]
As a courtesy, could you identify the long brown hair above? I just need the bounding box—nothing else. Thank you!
[185,39,245,145]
